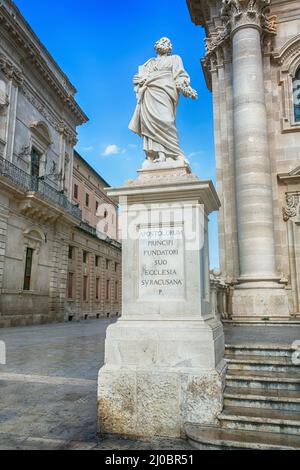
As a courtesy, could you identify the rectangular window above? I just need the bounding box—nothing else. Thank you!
[23,247,34,291]
[106,279,110,301]
[96,277,100,300]
[31,148,40,178]
[83,251,88,264]
[106,259,110,270]
[68,246,73,260]
[115,281,118,301]
[73,184,79,200]
[68,272,74,299]
[95,201,99,214]
[83,276,88,301]
[95,256,100,267]
[85,193,89,207]
[114,262,118,272]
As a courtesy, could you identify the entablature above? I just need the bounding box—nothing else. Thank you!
[0,1,88,126]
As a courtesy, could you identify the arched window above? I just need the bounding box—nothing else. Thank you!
[293,68,300,123]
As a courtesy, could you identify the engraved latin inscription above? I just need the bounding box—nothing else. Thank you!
[139,227,185,300]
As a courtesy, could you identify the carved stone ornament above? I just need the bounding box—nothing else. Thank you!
[205,0,277,57]
[0,54,24,86]
[283,194,300,222]
[23,227,46,254]
[21,85,77,146]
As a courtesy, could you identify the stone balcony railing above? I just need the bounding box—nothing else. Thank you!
[0,155,82,221]
[210,269,232,321]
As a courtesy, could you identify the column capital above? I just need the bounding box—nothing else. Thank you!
[204,1,277,59]
[221,0,277,35]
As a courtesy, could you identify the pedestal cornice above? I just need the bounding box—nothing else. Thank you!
[106,178,221,215]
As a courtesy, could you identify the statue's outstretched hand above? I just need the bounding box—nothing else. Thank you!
[177,82,198,100]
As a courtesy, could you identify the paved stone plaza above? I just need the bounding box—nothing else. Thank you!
[0,319,299,450]
[0,319,193,450]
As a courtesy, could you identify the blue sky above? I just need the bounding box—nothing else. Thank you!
[14,0,220,267]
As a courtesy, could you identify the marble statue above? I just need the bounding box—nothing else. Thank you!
[129,37,197,164]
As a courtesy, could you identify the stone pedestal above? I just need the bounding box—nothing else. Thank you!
[98,167,226,439]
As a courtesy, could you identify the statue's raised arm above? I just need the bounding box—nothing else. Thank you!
[129,37,197,165]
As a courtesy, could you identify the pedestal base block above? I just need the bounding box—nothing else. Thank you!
[232,286,290,320]
[98,319,226,439]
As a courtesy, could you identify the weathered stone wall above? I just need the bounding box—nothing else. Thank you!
[66,228,122,321]
[0,0,122,328]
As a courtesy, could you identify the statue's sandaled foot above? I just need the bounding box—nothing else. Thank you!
[158,152,166,163]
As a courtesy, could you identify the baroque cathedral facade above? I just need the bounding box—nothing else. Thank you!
[188,0,300,321]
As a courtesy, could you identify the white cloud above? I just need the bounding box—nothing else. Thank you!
[82,146,94,152]
[188,150,206,159]
[128,144,137,148]
[101,144,121,156]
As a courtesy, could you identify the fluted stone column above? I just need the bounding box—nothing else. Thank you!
[228,1,289,318]
[233,25,276,279]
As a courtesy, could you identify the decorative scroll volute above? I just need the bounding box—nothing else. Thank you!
[283,194,300,222]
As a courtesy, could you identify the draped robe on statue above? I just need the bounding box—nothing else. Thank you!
[129,55,190,161]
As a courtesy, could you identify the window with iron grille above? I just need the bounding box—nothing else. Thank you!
[73,184,79,199]
[30,148,40,178]
[23,248,33,291]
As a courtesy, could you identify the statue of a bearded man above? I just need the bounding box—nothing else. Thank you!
[129,37,197,164]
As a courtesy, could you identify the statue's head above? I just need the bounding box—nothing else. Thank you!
[154,37,173,56]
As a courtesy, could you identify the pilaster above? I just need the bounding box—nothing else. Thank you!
[0,197,9,293]
[0,55,23,162]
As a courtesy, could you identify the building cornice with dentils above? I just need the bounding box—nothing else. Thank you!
[0,0,89,125]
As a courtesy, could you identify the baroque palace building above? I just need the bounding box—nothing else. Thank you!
[0,0,121,328]
[188,0,300,322]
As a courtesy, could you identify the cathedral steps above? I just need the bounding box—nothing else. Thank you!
[226,369,300,391]
[219,406,300,436]
[186,344,300,449]
[225,354,299,373]
[185,424,300,450]
[224,386,300,412]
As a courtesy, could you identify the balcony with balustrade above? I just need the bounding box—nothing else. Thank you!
[0,155,82,224]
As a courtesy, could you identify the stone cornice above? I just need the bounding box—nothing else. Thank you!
[187,0,212,29]
[0,1,88,125]
[278,166,300,184]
